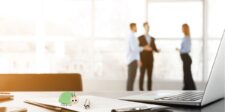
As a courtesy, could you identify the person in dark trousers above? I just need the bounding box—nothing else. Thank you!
[126,23,142,91]
[176,23,196,90]
[138,22,160,91]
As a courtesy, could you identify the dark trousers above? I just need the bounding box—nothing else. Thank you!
[127,60,137,91]
[181,53,196,90]
[139,62,153,91]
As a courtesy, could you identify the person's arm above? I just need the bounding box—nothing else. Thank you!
[128,36,137,53]
[128,36,142,66]
[152,38,160,52]
[139,47,144,52]
[138,36,145,51]
[138,36,152,52]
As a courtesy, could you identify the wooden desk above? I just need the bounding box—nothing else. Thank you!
[0,92,224,112]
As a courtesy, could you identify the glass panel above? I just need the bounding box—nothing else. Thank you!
[94,0,146,38]
[0,0,206,83]
[207,0,225,80]
[88,39,203,81]
[93,39,126,80]
[44,0,92,38]
[153,39,203,81]
[147,0,203,81]
[0,53,36,73]
[0,0,38,36]
[148,1,203,38]
[208,0,225,38]
[63,39,94,77]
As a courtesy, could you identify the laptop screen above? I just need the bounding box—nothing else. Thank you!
[201,30,225,106]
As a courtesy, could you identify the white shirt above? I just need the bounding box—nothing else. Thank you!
[145,34,151,44]
[126,32,140,65]
[140,34,152,51]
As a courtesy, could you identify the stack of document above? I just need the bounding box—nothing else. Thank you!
[25,95,162,112]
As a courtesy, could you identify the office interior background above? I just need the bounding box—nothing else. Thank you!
[0,0,224,91]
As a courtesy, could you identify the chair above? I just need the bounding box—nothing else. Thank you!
[0,73,82,91]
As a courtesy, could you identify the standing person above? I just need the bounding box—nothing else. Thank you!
[176,23,196,90]
[138,22,160,91]
[126,23,142,91]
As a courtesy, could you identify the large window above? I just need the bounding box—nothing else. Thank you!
[0,0,222,83]
[93,0,146,79]
[94,0,146,38]
[44,0,92,38]
[0,0,38,73]
[147,0,203,81]
[207,0,225,79]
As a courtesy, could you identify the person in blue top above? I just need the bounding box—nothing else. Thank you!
[176,23,196,90]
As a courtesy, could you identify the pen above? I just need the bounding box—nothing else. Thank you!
[25,100,62,111]
[83,99,90,109]
[111,106,149,112]
[24,100,78,112]
[111,106,169,112]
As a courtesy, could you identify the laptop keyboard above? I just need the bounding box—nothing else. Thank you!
[155,91,204,101]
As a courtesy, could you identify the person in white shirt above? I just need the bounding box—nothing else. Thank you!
[126,23,151,91]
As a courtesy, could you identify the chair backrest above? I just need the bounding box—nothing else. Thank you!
[0,73,82,91]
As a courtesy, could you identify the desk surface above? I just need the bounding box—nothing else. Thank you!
[0,91,224,112]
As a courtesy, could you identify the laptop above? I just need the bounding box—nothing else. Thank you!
[121,31,225,107]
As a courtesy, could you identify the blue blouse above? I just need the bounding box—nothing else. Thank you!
[180,37,191,54]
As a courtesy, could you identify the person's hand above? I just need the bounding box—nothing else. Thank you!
[157,48,161,52]
[144,45,152,51]
[138,61,142,67]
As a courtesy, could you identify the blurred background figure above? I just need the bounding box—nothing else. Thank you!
[126,23,141,91]
[138,22,160,91]
[177,23,196,90]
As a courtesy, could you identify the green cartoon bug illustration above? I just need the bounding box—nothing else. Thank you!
[58,92,78,106]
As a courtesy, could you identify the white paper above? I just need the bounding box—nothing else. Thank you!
[27,95,160,112]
